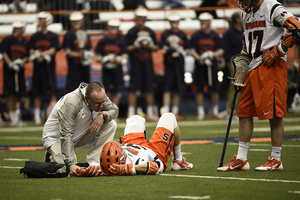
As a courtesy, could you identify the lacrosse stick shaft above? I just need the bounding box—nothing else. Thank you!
[219,89,238,167]
[15,72,19,93]
[207,64,213,87]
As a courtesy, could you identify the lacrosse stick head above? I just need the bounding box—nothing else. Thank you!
[230,54,251,87]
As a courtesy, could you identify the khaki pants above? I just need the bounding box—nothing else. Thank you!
[47,120,117,173]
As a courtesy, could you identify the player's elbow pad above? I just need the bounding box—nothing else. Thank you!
[146,161,164,175]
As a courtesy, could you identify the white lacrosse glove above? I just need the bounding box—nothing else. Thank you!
[81,50,94,66]
[134,38,141,49]
[199,51,214,65]
[0,53,3,60]
[43,55,51,64]
[29,50,42,62]
[9,58,24,72]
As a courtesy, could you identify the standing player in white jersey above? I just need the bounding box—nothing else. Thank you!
[75,113,193,176]
[218,0,300,172]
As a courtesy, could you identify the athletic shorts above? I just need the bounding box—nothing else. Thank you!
[129,58,155,91]
[31,64,55,96]
[164,60,184,92]
[237,59,287,120]
[66,63,90,92]
[3,66,26,97]
[102,67,124,92]
[194,62,219,92]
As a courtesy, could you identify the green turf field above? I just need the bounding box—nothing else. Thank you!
[0,113,300,200]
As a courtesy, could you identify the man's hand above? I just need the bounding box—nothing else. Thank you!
[75,165,102,177]
[109,163,136,176]
[262,44,285,67]
[68,164,80,177]
[88,114,104,133]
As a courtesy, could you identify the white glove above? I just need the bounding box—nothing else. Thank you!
[134,38,141,49]
[43,55,51,64]
[0,53,3,60]
[101,54,115,64]
[29,50,42,62]
[9,58,24,72]
[81,50,94,66]
[199,51,214,65]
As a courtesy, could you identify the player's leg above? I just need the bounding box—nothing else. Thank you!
[211,64,221,119]
[195,65,205,120]
[148,113,193,171]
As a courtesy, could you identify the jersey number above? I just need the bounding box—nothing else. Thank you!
[248,30,264,59]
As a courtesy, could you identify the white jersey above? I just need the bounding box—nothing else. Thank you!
[122,143,162,166]
[242,0,293,70]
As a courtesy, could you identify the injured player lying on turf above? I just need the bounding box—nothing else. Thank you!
[72,113,193,176]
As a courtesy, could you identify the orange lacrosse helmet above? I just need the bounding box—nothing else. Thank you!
[100,141,124,176]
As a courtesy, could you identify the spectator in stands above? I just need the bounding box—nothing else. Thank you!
[28,12,59,125]
[125,7,159,121]
[222,12,243,118]
[62,11,94,93]
[160,11,189,121]
[189,12,224,120]
[7,0,27,12]
[95,18,127,109]
[163,0,185,8]
[0,20,28,126]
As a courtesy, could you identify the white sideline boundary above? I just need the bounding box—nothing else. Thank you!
[161,174,300,184]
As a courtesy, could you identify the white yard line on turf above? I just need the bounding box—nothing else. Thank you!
[0,166,22,169]
[168,195,211,199]
[3,158,29,161]
[288,191,300,194]
[161,174,300,184]
[0,136,41,140]
[221,143,300,148]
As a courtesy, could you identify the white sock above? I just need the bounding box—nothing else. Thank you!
[197,106,204,115]
[173,144,182,162]
[172,106,179,114]
[147,106,153,116]
[213,105,219,115]
[34,108,41,121]
[162,105,169,114]
[128,106,135,117]
[9,111,16,124]
[236,141,250,161]
[271,146,282,161]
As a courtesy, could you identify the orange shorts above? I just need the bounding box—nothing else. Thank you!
[120,127,174,171]
[237,59,287,120]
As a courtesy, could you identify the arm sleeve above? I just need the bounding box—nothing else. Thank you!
[100,95,119,121]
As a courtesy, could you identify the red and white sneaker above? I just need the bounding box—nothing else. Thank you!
[255,156,283,171]
[171,156,193,171]
[217,154,250,172]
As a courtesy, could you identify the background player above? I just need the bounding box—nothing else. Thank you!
[160,11,189,121]
[189,12,224,120]
[218,0,300,172]
[0,20,28,126]
[125,7,159,121]
[62,11,94,93]
[95,18,127,109]
[28,11,59,125]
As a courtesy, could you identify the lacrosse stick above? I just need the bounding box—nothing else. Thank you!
[219,54,251,167]
[15,72,19,93]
